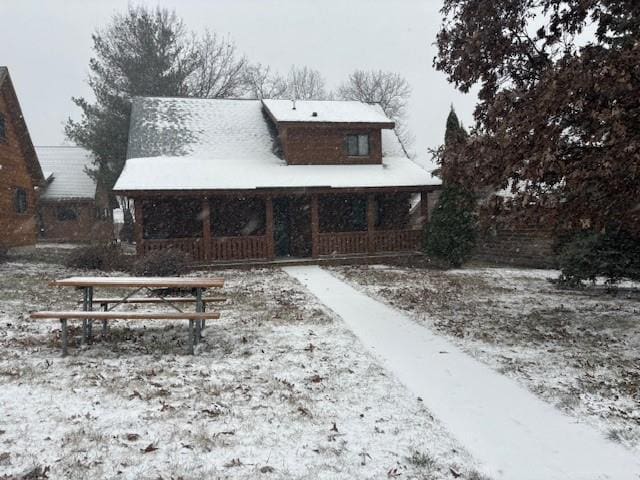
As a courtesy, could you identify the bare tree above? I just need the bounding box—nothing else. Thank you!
[337,70,412,147]
[243,63,288,99]
[286,65,329,100]
[188,31,248,98]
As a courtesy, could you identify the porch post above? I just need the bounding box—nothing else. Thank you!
[202,197,211,261]
[367,194,376,254]
[134,198,144,256]
[311,193,319,258]
[265,195,275,259]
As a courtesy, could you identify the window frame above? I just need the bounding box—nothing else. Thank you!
[0,113,6,143]
[55,205,79,222]
[14,187,28,214]
[345,133,370,157]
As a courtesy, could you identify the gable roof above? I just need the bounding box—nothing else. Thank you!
[262,99,394,126]
[36,146,97,200]
[115,97,439,193]
[0,66,44,185]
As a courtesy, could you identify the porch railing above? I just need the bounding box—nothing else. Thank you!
[141,235,269,262]
[142,238,205,261]
[317,229,422,256]
[373,229,423,252]
[317,231,369,255]
[209,235,268,260]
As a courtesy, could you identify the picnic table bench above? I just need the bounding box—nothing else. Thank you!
[30,276,225,356]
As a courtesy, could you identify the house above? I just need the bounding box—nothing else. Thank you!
[0,67,44,248]
[113,97,440,263]
[36,146,113,242]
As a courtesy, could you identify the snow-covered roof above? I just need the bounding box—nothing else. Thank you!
[262,99,394,125]
[115,97,438,192]
[36,146,97,200]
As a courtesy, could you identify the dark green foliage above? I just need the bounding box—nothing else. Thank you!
[558,230,640,287]
[444,106,467,146]
[65,5,199,192]
[131,249,191,277]
[65,243,128,271]
[425,186,477,267]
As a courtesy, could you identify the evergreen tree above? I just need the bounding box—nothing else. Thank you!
[425,106,477,266]
[65,6,198,193]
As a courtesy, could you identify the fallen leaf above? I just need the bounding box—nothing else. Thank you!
[125,433,140,441]
[141,443,158,453]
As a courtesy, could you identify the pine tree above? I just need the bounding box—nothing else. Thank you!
[65,6,198,194]
[425,106,476,266]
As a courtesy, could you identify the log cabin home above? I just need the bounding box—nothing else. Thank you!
[0,66,45,248]
[113,97,440,263]
[36,146,113,242]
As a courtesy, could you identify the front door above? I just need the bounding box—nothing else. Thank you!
[273,196,312,258]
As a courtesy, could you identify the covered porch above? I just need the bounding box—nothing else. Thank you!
[132,188,435,264]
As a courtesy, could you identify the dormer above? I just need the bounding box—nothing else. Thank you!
[261,99,395,165]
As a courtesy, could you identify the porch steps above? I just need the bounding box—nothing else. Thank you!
[193,251,426,270]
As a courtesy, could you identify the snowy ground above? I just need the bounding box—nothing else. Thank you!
[0,252,485,479]
[331,265,640,454]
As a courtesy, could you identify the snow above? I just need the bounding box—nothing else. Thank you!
[0,253,483,479]
[262,99,393,124]
[332,265,640,452]
[114,155,437,191]
[36,146,97,200]
[113,97,439,192]
[285,265,640,480]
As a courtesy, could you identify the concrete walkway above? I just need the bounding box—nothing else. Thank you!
[284,265,640,480]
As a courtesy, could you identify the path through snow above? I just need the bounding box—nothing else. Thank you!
[284,265,640,480]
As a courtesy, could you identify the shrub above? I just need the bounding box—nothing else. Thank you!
[131,249,191,276]
[425,185,477,267]
[65,243,128,271]
[558,229,640,287]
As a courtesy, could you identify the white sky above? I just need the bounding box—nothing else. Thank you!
[0,0,477,170]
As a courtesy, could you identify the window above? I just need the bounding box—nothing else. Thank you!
[56,206,78,221]
[14,188,27,214]
[346,134,370,156]
[0,113,5,142]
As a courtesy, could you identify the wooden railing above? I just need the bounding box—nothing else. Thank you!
[209,235,268,260]
[317,231,368,255]
[141,235,269,262]
[374,229,422,252]
[142,238,205,261]
[317,229,422,256]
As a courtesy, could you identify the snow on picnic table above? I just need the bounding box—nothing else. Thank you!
[0,258,484,480]
[331,265,640,454]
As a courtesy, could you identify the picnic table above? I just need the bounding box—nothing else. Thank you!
[31,276,224,356]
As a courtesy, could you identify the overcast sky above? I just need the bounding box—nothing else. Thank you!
[0,0,477,169]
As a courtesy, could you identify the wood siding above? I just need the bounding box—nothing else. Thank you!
[280,125,383,165]
[0,84,39,247]
[39,200,113,242]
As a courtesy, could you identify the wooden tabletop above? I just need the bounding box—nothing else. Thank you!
[50,276,224,289]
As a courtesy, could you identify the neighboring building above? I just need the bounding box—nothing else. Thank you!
[0,66,45,248]
[113,97,440,263]
[36,146,113,242]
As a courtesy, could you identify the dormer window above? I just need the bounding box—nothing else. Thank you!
[346,134,370,156]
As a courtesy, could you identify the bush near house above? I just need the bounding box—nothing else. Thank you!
[557,229,640,287]
[131,249,191,277]
[65,243,128,271]
[425,185,477,267]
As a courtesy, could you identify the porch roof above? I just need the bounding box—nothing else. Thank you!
[113,154,437,192]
